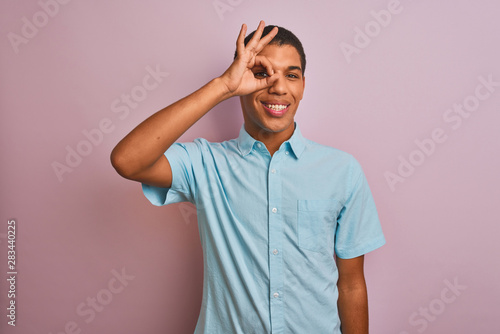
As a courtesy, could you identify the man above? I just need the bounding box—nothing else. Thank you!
[111,21,385,334]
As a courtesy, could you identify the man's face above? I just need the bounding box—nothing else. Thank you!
[240,44,305,140]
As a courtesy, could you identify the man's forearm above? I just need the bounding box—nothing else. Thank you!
[111,77,232,177]
[337,284,369,334]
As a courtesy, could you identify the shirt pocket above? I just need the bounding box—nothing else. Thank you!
[297,199,343,253]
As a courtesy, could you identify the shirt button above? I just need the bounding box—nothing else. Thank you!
[273,292,279,298]
[273,249,279,255]
[271,169,276,174]
[256,143,262,148]
[285,151,289,155]
[272,208,277,213]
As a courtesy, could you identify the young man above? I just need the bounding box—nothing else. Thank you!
[111,21,385,334]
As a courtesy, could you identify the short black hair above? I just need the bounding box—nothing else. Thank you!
[234,25,306,75]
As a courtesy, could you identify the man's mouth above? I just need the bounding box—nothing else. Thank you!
[261,102,290,116]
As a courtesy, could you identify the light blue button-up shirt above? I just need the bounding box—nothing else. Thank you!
[142,124,385,333]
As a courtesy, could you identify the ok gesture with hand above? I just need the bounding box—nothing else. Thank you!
[220,21,279,97]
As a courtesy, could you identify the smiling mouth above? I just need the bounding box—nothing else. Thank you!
[261,102,290,116]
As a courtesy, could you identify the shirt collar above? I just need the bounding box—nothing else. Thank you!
[236,123,306,159]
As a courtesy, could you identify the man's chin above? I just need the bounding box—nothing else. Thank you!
[258,119,295,135]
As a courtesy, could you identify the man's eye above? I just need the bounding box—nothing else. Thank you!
[287,74,299,79]
[254,72,268,78]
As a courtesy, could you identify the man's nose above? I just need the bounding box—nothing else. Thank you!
[268,75,286,95]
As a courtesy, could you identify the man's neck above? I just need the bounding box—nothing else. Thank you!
[245,123,295,156]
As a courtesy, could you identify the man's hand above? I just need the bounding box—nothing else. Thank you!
[219,20,279,97]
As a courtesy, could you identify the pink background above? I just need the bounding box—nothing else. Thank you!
[1,1,499,333]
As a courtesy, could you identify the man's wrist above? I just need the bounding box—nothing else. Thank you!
[211,77,236,102]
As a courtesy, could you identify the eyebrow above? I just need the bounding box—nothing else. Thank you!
[288,66,302,72]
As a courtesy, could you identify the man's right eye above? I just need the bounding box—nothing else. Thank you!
[254,72,268,78]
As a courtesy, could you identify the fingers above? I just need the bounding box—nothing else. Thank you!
[254,55,278,88]
[265,73,279,87]
[245,20,278,54]
[255,26,278,52]
[247,20,265,47]
[255,55,274,76]
[235,23,247,56]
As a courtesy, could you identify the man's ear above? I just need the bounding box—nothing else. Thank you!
[299,76,305,100]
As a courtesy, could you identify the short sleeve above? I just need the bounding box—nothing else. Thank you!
[334,158,386,259]
[141,142,200,206]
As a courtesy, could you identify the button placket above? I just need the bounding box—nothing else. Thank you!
[268,152,284,332]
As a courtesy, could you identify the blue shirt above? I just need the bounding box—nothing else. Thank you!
[142,124,385,334]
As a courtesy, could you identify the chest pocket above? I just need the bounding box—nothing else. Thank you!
[297,199,343,253]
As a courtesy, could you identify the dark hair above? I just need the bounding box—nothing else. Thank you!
[234,25,306,75]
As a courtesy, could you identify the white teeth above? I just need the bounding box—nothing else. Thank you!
[265,103,288,111]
